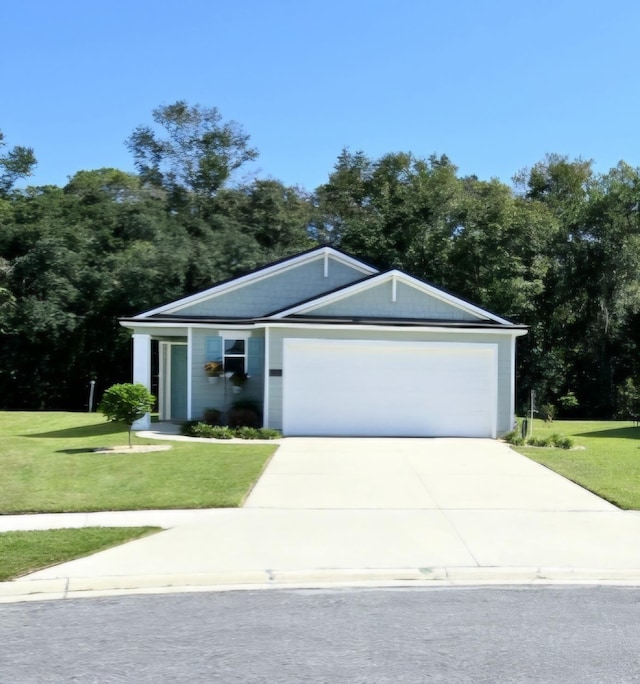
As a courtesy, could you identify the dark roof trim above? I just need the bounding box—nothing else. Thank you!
[280,316,527,330]
[119,315,526,330]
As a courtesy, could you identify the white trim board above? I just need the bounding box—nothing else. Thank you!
[120,320,527,336]
[187,327,193,420]
[263,326,270,428]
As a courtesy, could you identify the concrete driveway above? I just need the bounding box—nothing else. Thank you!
[8,437,640,599]
[238,437,639,572]
[245,438,616,511]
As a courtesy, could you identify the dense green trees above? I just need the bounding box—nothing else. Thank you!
[316,150,640,417]
[126,101,259,212]
[2,107,640,417]
[0,111,314,409]
[0,130,37,196]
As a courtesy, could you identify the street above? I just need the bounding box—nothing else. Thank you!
[1,586,640,683]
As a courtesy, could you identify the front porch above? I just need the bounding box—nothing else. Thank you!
[130,331,266,430]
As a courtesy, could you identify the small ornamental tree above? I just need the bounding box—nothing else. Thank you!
[617,378,640,421]
[98,383,156,448]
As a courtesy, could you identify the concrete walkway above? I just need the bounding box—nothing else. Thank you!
[4,437,640,602]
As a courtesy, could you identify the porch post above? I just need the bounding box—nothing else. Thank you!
[263,326,270,428]
[132,333,151,430]
[509,335,516,431]
[187,327,193,419]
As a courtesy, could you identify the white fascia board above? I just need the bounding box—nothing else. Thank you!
[270,270,511,325]
[120,319,527,336]
[260,322,527,336]
[119,321,258,340]
[130,247,378,319]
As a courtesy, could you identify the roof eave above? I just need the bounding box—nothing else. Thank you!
[120,315,527,332]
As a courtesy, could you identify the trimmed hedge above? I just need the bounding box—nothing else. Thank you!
[181,421,281,440]
[503,430,574,449]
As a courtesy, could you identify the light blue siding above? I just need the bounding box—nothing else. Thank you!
[191,329,265,421]
[174,257,367,318]
[307,281,483,321]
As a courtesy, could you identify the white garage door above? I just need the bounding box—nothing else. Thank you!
[282,339,497,438]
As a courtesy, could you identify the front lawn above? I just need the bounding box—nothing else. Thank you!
[0,412,276,513]
[514,419,640,509]
[0,527,159,581]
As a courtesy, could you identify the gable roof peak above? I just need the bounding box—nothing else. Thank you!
[270,266,513,325]
[129,245,377,319]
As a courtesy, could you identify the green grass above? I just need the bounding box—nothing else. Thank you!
[0,527,159,581]
[0,412,276,513]
[513,419,640,509]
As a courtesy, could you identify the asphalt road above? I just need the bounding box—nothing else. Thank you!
[2,586,640,683]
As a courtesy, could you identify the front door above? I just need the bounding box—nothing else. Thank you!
[170,344,188,420]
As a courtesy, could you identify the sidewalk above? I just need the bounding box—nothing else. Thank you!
[5,437,640,602]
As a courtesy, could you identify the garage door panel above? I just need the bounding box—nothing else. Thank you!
[283,339,496,437]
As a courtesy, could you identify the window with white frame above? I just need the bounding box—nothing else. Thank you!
[223,334,248,375]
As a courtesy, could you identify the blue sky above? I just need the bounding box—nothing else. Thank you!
[3,0,639,191]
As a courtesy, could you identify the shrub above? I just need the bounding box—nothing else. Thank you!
[180,420,200,436]
[228,408,261,428]
[504,428,574,450]
[616,378,640,420]
[179,421,282,440]
[548,433,562,447]
[558,391,579,416]
[540,403,555,423]
[98,383,156,447]
[207,426,235,440]
[227,400,262,428]
[550,434,574,449]
[203,408,223,426]
[236,426,260,439]
[187,423,234,439]
[527,435,553,448]
[502,430,525,446]
[528,434,572,448]
[257,428,282,440]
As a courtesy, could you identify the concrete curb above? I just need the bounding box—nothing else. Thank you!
[4,567,640,603]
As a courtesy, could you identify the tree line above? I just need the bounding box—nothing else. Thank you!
[2,101,640,418]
